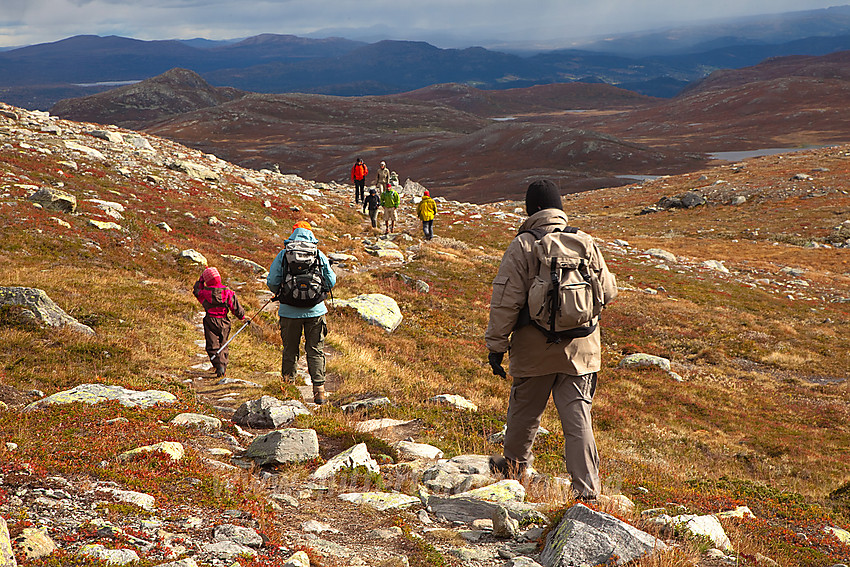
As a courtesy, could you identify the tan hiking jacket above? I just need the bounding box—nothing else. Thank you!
[485,209,618,377]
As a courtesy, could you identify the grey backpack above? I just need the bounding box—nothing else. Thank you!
[521,227,608,343]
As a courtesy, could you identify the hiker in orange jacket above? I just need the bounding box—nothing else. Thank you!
[351,157,368,204]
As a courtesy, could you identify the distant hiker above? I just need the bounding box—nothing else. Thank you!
[417,189,437,240]
[193,266,246,378]
[267,221,337,405]
[380,181,400,234]
[374,160,390,192]
[351,157,368,204]
[363,187,381,229]
[389,170,399,188]
[485,180,618,501]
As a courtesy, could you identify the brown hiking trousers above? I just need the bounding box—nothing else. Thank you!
[203,315,232,373]
[503,372,600,499]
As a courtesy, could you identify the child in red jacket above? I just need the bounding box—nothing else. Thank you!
[193,267,245,377]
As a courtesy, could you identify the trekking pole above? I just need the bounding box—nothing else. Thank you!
[216,296,274,355]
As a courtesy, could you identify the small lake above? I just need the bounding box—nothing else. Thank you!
[73,80,141,87]
[708,147,827,161]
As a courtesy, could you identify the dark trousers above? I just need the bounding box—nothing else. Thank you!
[279,315,327,385]
[368,208,379,228]
[422,220,434,240]
[354,179,365,203]
[203,315,231,373]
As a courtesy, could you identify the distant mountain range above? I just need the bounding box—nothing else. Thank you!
[4,5,850,109]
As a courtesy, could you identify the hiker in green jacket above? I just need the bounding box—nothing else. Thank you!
[380,180,400,234]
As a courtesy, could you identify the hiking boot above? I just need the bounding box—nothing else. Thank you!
[313,385,326,405]
[488,455,526,480]
[214,365,226,378]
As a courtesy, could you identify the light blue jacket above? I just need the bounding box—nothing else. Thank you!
[267,228,337,318]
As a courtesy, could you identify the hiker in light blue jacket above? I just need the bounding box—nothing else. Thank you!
[267,221,337,404]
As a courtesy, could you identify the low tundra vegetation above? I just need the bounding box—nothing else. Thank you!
[0,126,848,566]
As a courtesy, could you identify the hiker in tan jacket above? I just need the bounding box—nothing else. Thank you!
[485,179,618,501]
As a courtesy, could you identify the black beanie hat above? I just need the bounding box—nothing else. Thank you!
[525,180,563,215]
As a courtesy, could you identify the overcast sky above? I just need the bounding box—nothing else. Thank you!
[0,0,845,49]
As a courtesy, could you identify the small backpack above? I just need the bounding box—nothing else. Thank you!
[521,227,607,343]
[276,240,327,308]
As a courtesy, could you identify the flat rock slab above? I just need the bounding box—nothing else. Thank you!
[338,492,421,511]
[25,384,176,411]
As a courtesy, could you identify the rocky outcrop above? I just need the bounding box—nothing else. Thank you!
[0,286,94,335]
[335,294,403,332]
[24,383,176,411]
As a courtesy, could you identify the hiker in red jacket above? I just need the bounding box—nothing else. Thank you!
[350,157,369,204]
[193,266,246,378]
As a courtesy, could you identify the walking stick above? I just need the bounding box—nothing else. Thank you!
[216,296,274,355]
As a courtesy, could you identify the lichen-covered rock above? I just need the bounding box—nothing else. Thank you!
[341,396,392,413]
[335,294,402,332]
[0,286,94,335]
[394,440,444,460]
[618,353,671,372]
[460,480,526,503]
[213,524,263,548]
[13,527,57,561]
[541,504,665,567]
[27,187,76,213]
[338,492,421,511]
[25,383,176,411]
[170,412,222,430]
[669,513,733,551]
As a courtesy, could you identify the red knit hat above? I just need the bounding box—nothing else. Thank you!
[423,190,430,197]
[202,267,221,286]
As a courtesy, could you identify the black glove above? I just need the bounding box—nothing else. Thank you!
[488,352,507,378]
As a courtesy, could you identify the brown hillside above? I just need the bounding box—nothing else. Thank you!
[557,51,850,151]
[50,68,246,130]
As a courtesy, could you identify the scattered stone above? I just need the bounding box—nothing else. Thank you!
[716,506,755,520]
[731,195,747,205]
[311,443,380,480]
[283,550,310,567]
[118,441,184,462]
[88,129,124,144]
[233,396,310,429]
[339,492,421,511]
[354,418,414,433]
[341,396,392,413]
[0,286,95,335]
[27,187,76,213]
[221,254,268,275]
[98,487,156,511]
[301,520,341,534]
[242,428,320,466]
[335,294,403,332]
[644,248,677,263]
[825,526,850,543]
[618,353,671,372]
[156,222,173,232]
[493,505,520,539]
[168,159,220,181]
[702,260,730,273]
[25,383,175,411]
[170,412,222,430]
[88,219,123,231]
[64,141,105,160]
[430,393,477,411]
[217,377,261,387]
[78,544,140,565]
[202,540,257,559]
[658,191,706,209]
[668,513,733,551]
[394,440,444,460]
[179,248,208,266]
[213,524,263,547]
